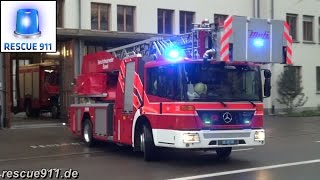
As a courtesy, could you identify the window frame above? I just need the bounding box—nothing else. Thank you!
[286,13,298,42]
[179,11,195,34]
[214,14,228,28]
[316,66,320,92]
[91,3,111,31]
[158,9,174,34]
[117,5,135,32]
[302,15,314,42]
[284,65,302,92]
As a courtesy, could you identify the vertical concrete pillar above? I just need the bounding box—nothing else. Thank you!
[0,54,4,128]
[4,54,12,128]
[74,39,84,77]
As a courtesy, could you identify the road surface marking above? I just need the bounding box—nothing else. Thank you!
[316,141,320,143]
[232,148,253,152]
[0,151,104,163]
[30,142,84,149]
[10,123,65,129]
[168,159,320,180]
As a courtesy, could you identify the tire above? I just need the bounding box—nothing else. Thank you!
[83,119,94,147]
[216,147,232,159]
[140,124,157,161]
[51,104,59,119]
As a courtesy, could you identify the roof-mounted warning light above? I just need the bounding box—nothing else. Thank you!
[163,45,186,62]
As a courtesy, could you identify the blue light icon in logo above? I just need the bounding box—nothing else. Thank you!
[14,9,41,38]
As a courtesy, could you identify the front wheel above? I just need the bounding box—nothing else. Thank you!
[216,147,232,159]
[140,125,157,161]
[83,120,94,147]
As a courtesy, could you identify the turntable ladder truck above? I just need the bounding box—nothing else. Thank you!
[69,15,293,161]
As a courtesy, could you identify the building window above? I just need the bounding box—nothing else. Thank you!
[180,11,194,34]
[84,45,104,55]
[317,67,320,92]
[286,14,298,41]
[303,15,314,41]
[158,9,174,34]
[117,5,135,32]
[214,14,228,27]
[91,3,110,31]
[284,66,301,91]
[57,0,64,27]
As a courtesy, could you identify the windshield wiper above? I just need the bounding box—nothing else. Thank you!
[219,101,227,108]
[249,101,256,108]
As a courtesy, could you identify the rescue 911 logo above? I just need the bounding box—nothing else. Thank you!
[0,1,56,53]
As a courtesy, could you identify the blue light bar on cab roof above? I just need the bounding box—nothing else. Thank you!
[163,45,185,62]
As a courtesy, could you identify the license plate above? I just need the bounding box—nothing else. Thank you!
[219,140,238,145]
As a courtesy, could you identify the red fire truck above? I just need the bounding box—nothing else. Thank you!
[69,16,293,161]
[18,62,60,118]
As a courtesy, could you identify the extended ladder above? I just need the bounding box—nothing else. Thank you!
[106,32,199,59]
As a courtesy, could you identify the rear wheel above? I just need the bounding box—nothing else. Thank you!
[216,147,232,159]
[140,124,157,161]
[83,119,94,147]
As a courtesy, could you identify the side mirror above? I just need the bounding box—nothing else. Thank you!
[264,69,271,78]
[263,70,272,98]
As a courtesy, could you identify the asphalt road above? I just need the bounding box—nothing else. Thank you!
[0,116,319,180]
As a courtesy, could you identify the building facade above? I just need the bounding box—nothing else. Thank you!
[0,0,319,127]
[62,0,320,113]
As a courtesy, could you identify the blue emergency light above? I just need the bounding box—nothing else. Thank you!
[14,9,41,38]
[164,45,185,62]
[253,38,264,47]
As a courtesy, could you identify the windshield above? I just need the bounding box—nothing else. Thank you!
[146,62,262,102]
[44,69,59,86]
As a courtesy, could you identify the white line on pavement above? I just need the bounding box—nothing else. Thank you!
[0,151,104,163]
[315,141,320,143]
[232,148,254,152]
[167,159,320,180]
[29,142,84,149]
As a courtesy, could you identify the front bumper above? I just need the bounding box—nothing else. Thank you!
[152,129,265,149]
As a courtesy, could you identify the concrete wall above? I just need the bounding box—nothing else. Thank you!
[260,0,320,112]
[64,0,255,32]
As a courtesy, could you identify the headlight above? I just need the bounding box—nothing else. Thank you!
[254,131,265,141]
[183,133,200,143]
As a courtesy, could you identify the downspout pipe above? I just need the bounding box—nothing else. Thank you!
[271,0,274,19]
[78,0,81,30]
[253,0,256,17]
[257,0,260,18]
[270,0,275,114]
[253,0,260,18]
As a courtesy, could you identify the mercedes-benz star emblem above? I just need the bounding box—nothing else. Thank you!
[222,112,232,123]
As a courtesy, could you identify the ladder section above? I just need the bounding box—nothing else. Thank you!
[106,32,198,59]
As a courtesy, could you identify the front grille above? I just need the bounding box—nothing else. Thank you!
[203,132,251,139]
[197,110,255,126]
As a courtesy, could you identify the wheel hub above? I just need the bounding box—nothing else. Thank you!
[84,125,90,142]
[140,133,145,152]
